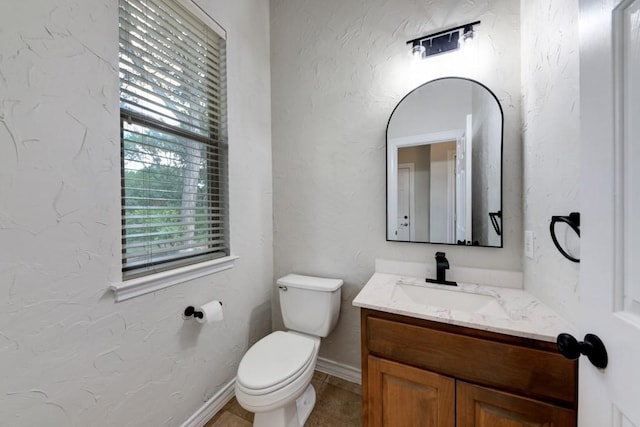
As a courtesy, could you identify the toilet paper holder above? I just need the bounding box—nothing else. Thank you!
[184,302,223,320]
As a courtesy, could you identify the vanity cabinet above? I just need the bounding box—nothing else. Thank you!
[368,356,455,426]
[361,309,578,427]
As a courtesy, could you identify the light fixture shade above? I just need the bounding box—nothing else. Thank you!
[411,44,426,58]
[462,25,475,42]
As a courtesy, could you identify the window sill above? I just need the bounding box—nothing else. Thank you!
[110,255,239,302]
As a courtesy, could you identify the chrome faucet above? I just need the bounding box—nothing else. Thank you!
[425,252,457,286]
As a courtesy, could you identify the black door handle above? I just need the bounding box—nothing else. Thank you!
[556,333,608,369]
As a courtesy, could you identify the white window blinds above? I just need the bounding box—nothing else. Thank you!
[119,0,229,279]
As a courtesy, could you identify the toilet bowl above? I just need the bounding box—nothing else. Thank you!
[235,274,343,427]
[235,331,320,426]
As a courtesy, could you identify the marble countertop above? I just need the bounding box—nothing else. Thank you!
[352,272,576,343]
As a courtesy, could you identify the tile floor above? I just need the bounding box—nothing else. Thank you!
[204,371,361,426]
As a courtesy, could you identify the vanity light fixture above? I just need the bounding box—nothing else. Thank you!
[407,21,480,59]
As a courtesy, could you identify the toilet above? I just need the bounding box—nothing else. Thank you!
[235,274,343,427]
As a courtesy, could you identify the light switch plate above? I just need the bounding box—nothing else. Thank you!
[524,231,534,259]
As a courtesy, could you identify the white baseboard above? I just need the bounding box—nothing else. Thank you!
[181,359,360,427]
[180,378,236,427]
[315,357,362,385]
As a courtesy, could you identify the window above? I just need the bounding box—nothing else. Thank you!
[119,0,228,280]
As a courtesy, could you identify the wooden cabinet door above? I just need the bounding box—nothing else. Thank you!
[457,381,576,427]
[367,355,455,427]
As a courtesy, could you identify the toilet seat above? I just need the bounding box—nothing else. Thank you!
[237,331,316,396]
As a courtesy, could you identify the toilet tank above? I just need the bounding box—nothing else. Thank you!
[277,274,343,337]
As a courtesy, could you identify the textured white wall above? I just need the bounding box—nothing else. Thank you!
[521,0,580,325]
[387,80,471,139]
[471,84,502,246]
[0,0,272,425]
[271,0,521,368]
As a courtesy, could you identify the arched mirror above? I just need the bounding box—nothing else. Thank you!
[386,77,503,247]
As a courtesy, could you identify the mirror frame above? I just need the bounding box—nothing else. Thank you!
[385,77,504,247]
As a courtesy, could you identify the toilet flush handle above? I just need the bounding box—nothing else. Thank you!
[278,285,288,291]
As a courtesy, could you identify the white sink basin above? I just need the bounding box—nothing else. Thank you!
[392,283,510,319]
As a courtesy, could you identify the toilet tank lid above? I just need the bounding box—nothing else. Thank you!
[277,274,343,291]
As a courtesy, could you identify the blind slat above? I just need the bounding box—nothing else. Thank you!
[118,18,222,78]
[123,233,226,250]
[123,249,228,270]
[122,134,219,154]
[118,46,222,101]
[121,116,223,147]
[123,219,224,230]
[124,0,221,57]
[119,75,220,125]
[124,226,224,239]
[123,240,226,261]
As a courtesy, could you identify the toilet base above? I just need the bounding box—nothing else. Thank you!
[253,384,316,427]
[295,384,316,425]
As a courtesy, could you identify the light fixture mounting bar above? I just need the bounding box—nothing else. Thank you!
[406,20,481,46]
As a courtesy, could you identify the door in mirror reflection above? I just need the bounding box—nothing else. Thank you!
[396,163,413,240]
[387,77,503,247]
